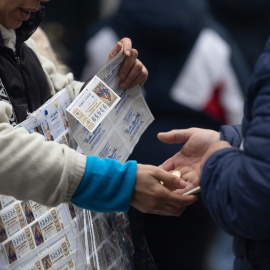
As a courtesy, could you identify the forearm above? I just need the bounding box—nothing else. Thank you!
[71,156,137,213]
[201,147,270,240]
[0,103,86,206]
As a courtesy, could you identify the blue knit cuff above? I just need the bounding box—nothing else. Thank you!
[71,156,137,213]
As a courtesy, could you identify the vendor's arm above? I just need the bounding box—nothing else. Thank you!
[0,102,194,215]
[0,101,85,206]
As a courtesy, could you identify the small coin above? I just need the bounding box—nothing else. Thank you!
[171,170,181,178]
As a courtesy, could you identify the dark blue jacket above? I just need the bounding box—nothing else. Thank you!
[201,36,270,270]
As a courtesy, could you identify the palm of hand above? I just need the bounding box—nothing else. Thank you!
[160,128,220,187]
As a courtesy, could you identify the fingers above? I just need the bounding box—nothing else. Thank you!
[119,37,132,57]
[174,180,197,195]
[158,169,186,190]
[118,51,148,89]
[132,199,187,216]
[159,157,176,171]
[132,189,197,216]
[106,38,133,64]
[181,168,200,187]
[151,170,198,215]
[165,189,197,208]
[107,37,148,89]
[158,129,187,144]
[132,164,197,216]
[158,128,202,144]
[119,60,148,89]
[106,42,123,64]
[119,48,138,80]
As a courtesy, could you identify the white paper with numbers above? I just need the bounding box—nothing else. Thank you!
[66,47,154,161]
[66,76,121,134]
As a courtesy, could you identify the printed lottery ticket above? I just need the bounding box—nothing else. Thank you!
[39,238,70,268]
[31,209,62,246]
[0,203,26,240]
[9,234,74,270]
[66,76,121,133]
[0,196,16,211]
[3,227,35,264]
[28,201,51,220]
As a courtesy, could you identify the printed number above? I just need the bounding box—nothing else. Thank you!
[50,247,63,261]
[13,233,26,247]
[2,209,16,222]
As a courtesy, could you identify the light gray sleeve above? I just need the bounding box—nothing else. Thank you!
[0,101,86,206]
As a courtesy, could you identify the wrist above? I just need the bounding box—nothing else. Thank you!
[71,156,137,212]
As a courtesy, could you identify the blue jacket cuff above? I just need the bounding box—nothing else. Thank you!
[71,156,137,213]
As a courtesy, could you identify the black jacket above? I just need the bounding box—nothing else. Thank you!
[0,6,51,123]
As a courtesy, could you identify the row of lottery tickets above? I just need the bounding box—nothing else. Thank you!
[0,195,135,270]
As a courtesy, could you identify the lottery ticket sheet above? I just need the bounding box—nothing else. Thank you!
[0,48,154,269]
[66,46,154,162]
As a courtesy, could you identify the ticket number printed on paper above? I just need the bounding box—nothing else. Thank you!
[67,76,121,133]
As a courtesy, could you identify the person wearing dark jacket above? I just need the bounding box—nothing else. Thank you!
[158,35,270,270]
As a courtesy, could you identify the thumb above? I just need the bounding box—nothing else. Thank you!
[106,42,123,64]
[158,129,190,144]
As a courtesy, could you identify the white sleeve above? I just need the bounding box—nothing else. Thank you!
[0,101,86,206]
[25,38,84,100]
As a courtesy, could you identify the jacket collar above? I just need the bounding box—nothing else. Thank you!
[15,5,45,49]
[0,25,16,50]
[0,6,45,50]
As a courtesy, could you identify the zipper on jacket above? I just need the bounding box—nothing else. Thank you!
[15,56,20,66]
[13,49,32,114]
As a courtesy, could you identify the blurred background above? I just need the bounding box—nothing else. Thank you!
[39,1,270,270]
[40,0,270,77]
[40,0,121,64]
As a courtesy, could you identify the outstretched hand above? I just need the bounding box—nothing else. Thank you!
[158,128,230,189]
[131,164,197,216]
[107,38,148,89]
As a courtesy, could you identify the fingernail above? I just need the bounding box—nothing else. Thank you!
[126,49,131,56]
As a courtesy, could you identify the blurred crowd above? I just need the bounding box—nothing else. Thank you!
[40,0,270,269]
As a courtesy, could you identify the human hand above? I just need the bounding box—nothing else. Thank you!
[131,164,197,216]
[106,38,148,89]
[158,128,223,188]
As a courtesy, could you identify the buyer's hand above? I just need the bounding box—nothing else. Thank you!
[107,38,148,89]
[158,128,229,188]
[131,164,197,216]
